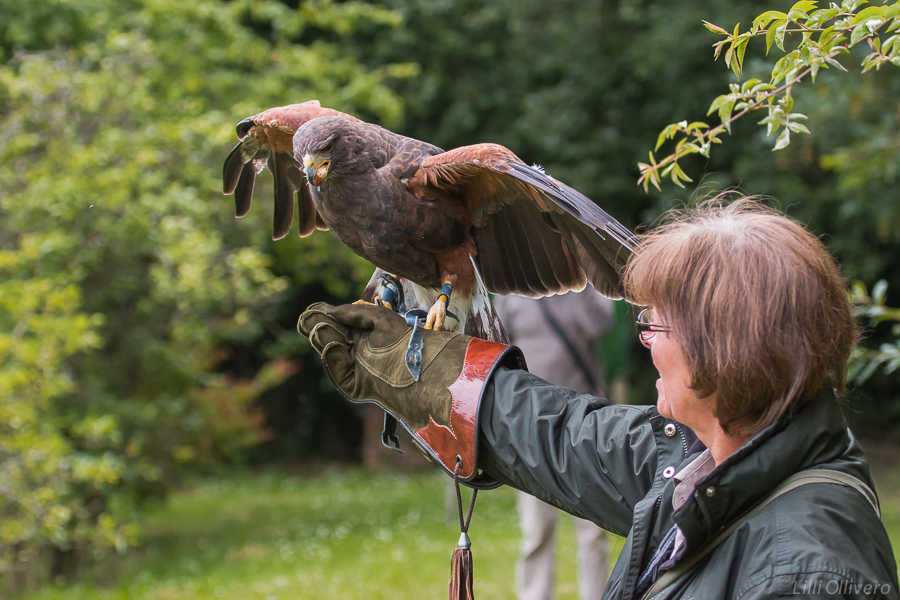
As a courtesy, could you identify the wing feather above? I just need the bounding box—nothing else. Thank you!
[270,153,295,240]
[497,200,565,295]
[516,204,583,293]
[223,142,244,195]
[495,207,534,294]
[297,184,318,238]
[234,166,256,219]
[492,205,542,295]
[476,212,516,294]
[412,144,636,299]
[222,101,360,237]
[552,218,624,298]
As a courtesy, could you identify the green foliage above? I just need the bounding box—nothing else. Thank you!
[14,468,625,600]
[640,0,900,190]
[14,464,900,599]
[634,1,900,394]
[0,0,404,579]
[851,280,900,383]
[0,277,114,564]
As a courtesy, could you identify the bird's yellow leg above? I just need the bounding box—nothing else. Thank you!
[424,279,454,331]
[356,274,404,310]
[353,298,394,308]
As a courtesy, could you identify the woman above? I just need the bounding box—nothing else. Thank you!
[299,197,898,599]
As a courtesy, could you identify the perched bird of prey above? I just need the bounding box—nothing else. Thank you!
[222,100,361,239]
[223,103,637,342]
[295,116,637,330]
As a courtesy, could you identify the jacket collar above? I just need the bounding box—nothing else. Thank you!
[672,395,868,554]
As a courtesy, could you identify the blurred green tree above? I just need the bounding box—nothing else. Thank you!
[352,0,900,426]
[0,0,405,582]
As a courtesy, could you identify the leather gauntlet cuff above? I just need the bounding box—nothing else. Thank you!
[298,301,525,490]
[408,338,524,489]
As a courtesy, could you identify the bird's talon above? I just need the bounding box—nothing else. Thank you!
[424,297,448,331]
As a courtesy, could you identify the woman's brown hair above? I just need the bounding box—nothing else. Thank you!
[624,195,860,436]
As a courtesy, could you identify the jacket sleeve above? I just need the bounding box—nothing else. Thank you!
[476,366,665,537]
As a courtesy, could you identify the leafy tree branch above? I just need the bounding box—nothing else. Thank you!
[850,280,900,383]
[638,0,900,191]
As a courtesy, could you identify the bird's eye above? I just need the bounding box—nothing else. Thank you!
[320,142,334,154]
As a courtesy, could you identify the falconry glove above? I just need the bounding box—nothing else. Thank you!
[298,302,524,487]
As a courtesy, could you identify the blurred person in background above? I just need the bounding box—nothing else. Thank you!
[494,290,615,600]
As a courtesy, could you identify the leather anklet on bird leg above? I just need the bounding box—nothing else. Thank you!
[426,281,455,331]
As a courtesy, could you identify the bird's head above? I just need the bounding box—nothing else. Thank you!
[301,139,334,187]
[294,116,376,190]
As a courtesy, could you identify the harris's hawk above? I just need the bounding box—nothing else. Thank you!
[223,103,637,342]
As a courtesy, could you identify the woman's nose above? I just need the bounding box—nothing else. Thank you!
[640,334,653,349]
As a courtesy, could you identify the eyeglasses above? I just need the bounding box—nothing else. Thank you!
[635,308,673,341]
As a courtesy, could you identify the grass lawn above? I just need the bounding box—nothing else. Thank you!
[17,456,900,600]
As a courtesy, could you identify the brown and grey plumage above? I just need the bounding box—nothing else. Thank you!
[222,100,361,239]
[223,103,637,339]
[294,115,637,331]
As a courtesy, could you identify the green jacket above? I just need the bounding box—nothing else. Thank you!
[476,368,899,599]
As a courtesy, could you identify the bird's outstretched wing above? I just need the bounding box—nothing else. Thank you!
[408,144,638,299]
[222,100,361,239]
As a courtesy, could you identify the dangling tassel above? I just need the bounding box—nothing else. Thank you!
[449,459,477,600]
[449,536,474,600]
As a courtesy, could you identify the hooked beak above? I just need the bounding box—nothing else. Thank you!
[302,153,329,187]
[303,163,316,184]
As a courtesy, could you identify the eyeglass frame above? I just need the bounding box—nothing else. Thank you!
[635,308,673,341]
